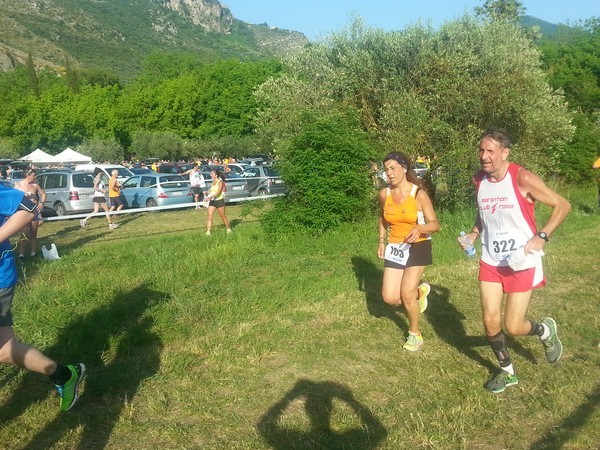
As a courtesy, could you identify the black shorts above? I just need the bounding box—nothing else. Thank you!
[384,239,432,269]
[191,186,201,195]
[93,196,106,204]
[209,199,225,208]
[110,196,125,208]
[0,286,15,326]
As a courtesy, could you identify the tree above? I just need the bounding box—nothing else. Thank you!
[256,16,573,212]
[474,0,525,23]
[25,53,40,98]
[77,138,124,163]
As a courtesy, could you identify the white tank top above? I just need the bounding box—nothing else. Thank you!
[475,163,537,268]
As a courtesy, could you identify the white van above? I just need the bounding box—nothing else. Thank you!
[74,164,134,183]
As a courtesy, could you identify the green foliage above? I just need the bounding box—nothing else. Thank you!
[25,53,39,98]
[257,16,574,213]
[129,130,183,161]
[261,109,377,234]
[474,0,525,23]
[77,138,124,163]
[0,137,19,159]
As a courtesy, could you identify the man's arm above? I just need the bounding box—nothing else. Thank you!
[0,210,34,242]
[517,168,571,251]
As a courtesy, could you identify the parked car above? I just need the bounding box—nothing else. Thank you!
[413,161,429,179]
[75,164,134,184]
[36,170,97,216]
[120,173,192,209]
[241,165,287,197]
[200,171,249,203]
[225,163,249,174]
[5,169,26,186]
[130,167,154,175]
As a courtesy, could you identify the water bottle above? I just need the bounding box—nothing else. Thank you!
[459,231,476,258]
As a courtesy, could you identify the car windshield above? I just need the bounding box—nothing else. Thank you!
[108,167,132,178]
[263,167,280,177]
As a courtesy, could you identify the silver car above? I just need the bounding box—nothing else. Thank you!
[200,171,250,203]
[241,165,287,197]
[36,170,96,216]
[121,173,193,209]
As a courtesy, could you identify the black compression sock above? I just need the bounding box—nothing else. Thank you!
[528,320,544,337]
[49,364,72,385]
[487,330,512,369]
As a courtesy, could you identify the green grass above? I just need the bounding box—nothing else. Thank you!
[1,185,599,449]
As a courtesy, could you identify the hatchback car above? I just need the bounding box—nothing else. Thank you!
[241,165,287,197]
[120,173,192,209]
[36,170,97,216]
[200,171,249,203]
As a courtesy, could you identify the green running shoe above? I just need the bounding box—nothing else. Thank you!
[403,333,423,352]
[484,371,518,394]
[55,363,86,412]
[541,317,562,364]
[418,282,430,313]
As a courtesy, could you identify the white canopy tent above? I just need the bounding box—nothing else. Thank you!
[19,148,56,165]
[53,148,92,164]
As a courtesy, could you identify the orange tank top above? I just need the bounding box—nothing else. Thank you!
[383,184,429,244]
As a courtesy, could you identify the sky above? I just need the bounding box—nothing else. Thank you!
[221,0,600,41]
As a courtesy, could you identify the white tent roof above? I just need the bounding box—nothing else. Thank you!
[53,148,92,164]
[19,148,56,164]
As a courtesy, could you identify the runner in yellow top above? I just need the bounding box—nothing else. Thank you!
[377,152,440,351]
[204,169,231,236]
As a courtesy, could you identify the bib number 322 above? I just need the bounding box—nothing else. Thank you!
[385,243,411,266]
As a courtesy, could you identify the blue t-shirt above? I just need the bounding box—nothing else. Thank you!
[0,186,28,288]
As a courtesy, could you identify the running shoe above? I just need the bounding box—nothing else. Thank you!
[205,230,211,236]
[418,282,431,313]
[109,223,119,230]
[484,371,518,393]
[55,363,86,412]
[541,317,562,364]
[80,219,86,229]
[227,228,232,234]
[403,332,423,352]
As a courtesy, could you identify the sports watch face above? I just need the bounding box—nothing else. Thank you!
[537,232,549,242]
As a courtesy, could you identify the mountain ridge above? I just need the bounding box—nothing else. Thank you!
[0,0,308,79]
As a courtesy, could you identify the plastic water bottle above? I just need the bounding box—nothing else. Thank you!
[459,231,476,258]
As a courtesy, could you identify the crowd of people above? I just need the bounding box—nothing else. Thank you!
[0,126,578,415]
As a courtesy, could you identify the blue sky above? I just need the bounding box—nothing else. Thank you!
[222,0,599,41]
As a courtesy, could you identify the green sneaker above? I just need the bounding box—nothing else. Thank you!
[485,371,518,393]
[541,317,562,364]
[403,333,423,351]
[55,363,86,412]
[418,282,430,313]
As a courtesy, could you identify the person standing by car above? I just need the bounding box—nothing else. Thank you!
[459,127,570,393]
[108,170,126,217]
[0,185,86,411]
[14,169,46,259]
[182,164,206,209]
[80,168,118,230]
[204,169,231,236]
[378,152,440,351]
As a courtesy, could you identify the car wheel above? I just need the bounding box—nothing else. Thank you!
[258,189,268,197]
[54,203,66,216]
[146,198,158,209]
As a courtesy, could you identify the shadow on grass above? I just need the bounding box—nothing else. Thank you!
[530,382,600,449]
[257,379,387,449]
[0,284,168,449]
[350,256,407,334]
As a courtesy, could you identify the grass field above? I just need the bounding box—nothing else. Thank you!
[0,185,599,449]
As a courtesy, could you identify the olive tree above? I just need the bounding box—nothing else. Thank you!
[256,15,573,212]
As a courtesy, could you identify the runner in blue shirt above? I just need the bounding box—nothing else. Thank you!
[0,186,86,411]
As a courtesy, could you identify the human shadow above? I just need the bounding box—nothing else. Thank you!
[351,257,536,374]
[0,284,167,449]
[257,379,387,450]
[529,382,600,449]
[350,256,407,334]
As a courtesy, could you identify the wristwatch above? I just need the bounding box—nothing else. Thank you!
[536,231,549,242]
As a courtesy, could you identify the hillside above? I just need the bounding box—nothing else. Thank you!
[0,0,308,79]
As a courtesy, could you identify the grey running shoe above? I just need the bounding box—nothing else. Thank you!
[403,333,423,351]
[80,219,86,228]
[484,371,518,393]
[541,317,562,363]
